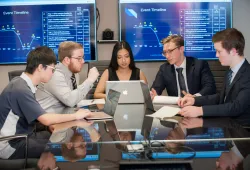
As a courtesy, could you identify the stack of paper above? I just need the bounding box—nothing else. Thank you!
[153,96,179,105]
[146,106,181,120]
[77,99,105,107]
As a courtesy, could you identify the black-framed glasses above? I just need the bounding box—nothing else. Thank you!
[162,46,180,56]
[71,56,84,62]
[45,65,56,73]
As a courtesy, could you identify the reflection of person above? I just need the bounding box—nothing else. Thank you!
[94,41,148,99]
[151,34,216,99]
[178,28,250,119]
[37,152,58,170]
[0,46,92,159]
[36,41,99,112]
[181,117,250,170]
[50,120,100,162]
[61,129,87,162]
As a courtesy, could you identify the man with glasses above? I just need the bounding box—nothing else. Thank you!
[36,41,99,112]
[151,35,216,98]
[0,46,92,159]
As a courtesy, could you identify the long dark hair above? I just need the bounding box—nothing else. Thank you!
[109,41,136,70]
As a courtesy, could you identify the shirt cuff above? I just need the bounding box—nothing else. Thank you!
[194,93,202,97]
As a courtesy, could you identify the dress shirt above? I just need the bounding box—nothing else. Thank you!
[35,62,93,112]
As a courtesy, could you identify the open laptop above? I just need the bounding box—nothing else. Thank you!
[106,80,145,104]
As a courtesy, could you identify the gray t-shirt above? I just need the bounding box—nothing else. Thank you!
[0,74,45,159]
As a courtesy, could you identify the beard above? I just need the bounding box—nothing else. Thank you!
[68,62,82,73]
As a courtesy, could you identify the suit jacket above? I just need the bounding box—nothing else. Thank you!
[151,57,216,96]
[195,60,250,119]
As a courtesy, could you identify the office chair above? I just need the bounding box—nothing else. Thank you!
[86,60,110,99]
[0,134,38,169]
[8,70,24,81]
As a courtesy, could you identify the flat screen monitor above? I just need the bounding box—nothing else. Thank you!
[119,0,232,61]
[0,0,96,64]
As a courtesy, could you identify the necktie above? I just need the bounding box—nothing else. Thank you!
[226,69,233,87]
[71,74,77,90]
[176,68,187,97]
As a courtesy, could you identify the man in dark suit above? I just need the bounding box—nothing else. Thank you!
[151,35,216,98]
[179,28,250,120]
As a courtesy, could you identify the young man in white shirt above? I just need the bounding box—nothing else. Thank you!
[36,41,99,112]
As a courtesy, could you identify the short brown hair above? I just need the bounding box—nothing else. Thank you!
[212,28,245,56]
[161,35,184,47]
[58,41,83,62]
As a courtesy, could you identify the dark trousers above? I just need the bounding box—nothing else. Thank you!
[9,131,51,159]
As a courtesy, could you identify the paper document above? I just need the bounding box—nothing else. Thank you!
[77,99,105,107]
[153,96,179,105]
[146,106,181,119]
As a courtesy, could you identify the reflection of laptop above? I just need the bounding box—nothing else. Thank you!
[113,104,145,131]
[106,81,145,104]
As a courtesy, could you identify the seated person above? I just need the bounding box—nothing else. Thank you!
[178,28,250,119]
[94,40,148,99]
[0,46,92,159]
[151,35,216,98]
[36,41,99,112]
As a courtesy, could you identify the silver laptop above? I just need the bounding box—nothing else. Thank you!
[106,81,145,104]
[113,104,145,131]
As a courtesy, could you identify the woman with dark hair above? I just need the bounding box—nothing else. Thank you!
[94,41,147,99]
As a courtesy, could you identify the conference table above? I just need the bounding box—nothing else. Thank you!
[36,104,250,170]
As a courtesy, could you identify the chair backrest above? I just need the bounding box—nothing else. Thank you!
[86,60,110,99]
[8,70,24,81]
[207,60,228,93]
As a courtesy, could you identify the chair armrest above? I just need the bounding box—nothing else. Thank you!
[0,134,28,142]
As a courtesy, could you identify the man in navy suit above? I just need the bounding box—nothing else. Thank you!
[151,35,216,98]
[179,28,250,119]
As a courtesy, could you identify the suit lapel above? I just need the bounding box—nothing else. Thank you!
[186,57,195,93]
[226,60,248,96]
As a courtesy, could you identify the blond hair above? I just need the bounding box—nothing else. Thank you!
[58,41,83,62]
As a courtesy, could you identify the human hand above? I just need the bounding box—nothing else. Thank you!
[182,90,195,97]
[179,117,203,129]
[87,67,100,84]
[150,88,158,100]
[38,152,57,170]
[179,106,203,117]
[178,96,195,107]
[75,109,93,120]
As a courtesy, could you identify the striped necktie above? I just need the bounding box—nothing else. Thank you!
[71,73,77,90]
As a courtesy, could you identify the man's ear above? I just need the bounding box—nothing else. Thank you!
[37,64,44,72]
[63,56,71,65]
[230,48,237,56]
[180,46,185,53]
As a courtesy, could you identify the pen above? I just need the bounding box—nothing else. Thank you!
[91,99,95,103]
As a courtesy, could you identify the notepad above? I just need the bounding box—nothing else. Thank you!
[146,106,181,119]
[77,99,105,107]
[153,96,179,105]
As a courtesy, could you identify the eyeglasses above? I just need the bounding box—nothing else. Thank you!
[71,56,84,62]
[162,46,180,56]
[46,65,56,73]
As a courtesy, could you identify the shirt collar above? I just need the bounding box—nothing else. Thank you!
[57,62,73,77]
[20,72,37,93]
[231,58,245,74]
[174,57,186,69]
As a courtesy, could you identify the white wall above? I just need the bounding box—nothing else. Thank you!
[0,0,249,92]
